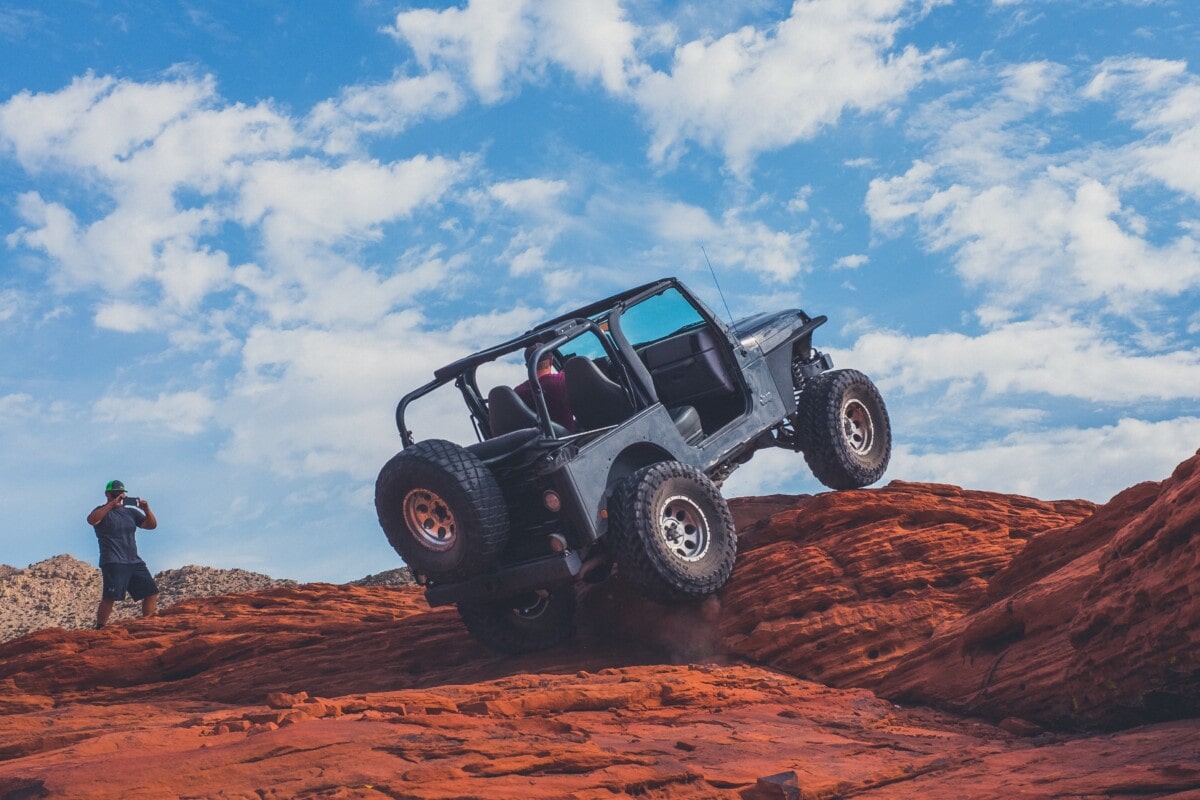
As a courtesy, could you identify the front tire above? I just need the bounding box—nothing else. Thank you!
[457,586,577,654]
[375,439,509,582]
[797,369,891,490]
[608,461,737,605]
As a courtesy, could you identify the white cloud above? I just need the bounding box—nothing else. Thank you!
[866,59,1200,319]
[387,0,638,102]
[220,314,469,477]
[93,301,160,333]
[236,154,466,252]
[893,417,1200,501]
[0,393,37,417]
[1084,58,1200,203]
[386,0,943,173]
[535,0,641,93]
[156,244,234,312]
[10,193,220,300]
[649,201,810,281]
[488,177,569,214]
[725,416,1200,504]
[0,72,215,175]
[0,73,293,316]
[0,289,21,322]
[446,305,544,346]
[1,72,471,334]
[843,320,1200,404]
[632,0,944,172]
[93,390,216,435]
[722,446,823,499]
[834,254,869,270]
[869,169,1200,313]
[306,71,466,155]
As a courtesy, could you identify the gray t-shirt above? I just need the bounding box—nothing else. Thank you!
[93,505,148,566]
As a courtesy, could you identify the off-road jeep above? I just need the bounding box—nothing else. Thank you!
[375,277,890,653]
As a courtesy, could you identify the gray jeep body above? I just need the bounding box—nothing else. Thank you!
[386,277,861,610]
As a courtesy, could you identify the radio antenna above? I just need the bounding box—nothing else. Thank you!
[702,245,736,327]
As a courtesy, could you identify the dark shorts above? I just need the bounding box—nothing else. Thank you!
[101,562,159,601]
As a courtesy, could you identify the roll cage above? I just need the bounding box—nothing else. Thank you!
[395,277,746,450]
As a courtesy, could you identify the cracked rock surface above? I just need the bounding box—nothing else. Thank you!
[0,452,1197,798]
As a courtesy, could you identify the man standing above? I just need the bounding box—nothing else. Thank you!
[86,479,159,629]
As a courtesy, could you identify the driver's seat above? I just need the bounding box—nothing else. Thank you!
[565,356,703,443]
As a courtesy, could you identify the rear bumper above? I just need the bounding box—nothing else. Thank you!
[424,550,583,607]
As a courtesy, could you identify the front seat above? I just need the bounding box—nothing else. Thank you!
[565,356,703,443]
[564,357,634,430]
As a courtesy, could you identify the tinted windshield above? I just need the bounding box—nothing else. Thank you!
[618,286,708,348]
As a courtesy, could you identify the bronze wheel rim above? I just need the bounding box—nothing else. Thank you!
[403,488,457,551]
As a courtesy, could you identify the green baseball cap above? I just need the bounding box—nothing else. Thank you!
[105,479,127,493]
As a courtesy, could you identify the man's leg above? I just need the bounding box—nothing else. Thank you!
[130,563,159,618]
[97,563,128,629]
[96,598,115,629]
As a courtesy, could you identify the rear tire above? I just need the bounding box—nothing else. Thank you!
[375,439,509,582]
[798,369,891,490]
[457,586,577,654]
[608,461,737,605]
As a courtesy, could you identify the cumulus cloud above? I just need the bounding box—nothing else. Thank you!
[0,71,471,334]
[386,0,945,173]
[632,0,945,172]
[236,155,465,253]
[93,390,216,435]
[1084,57,1200,202]
[306,71,465,155]
[0,393,37,417]
[647,200,810,281]
[893,417,1200,501]
[0,72,221,175]
[866,58,1200,320]
[0,289,21,322]
[386,0,639,102]
[220,314,471,477]
[725,417,1200,504]
[868,168,1200,314]
[0,68,483,484]
[843,320,1200,403]
[488,177,570,214]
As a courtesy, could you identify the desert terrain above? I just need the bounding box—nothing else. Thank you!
[1,453,1197,798]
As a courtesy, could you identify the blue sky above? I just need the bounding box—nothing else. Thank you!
[2,0,1198,582]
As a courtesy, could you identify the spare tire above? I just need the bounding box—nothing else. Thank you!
[797,369,891,490]
[375,439,508,582]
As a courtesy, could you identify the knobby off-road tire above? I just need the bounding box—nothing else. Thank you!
[608,461,737,605]
[375,439,509,583]
[797,369,891,491]
[457,586,577,654]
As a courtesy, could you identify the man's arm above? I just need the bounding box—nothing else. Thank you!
[86,499,119,526]
[137,499,158,530]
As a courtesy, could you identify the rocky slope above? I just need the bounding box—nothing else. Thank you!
[878,454,1200,730]
[0,558,415,644]
[0,555,298,642]
[0,452,1196,799]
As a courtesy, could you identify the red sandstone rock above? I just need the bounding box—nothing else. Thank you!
[877,452,1200,730]
[721,481,1096,687]
[0,455,1197,798]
